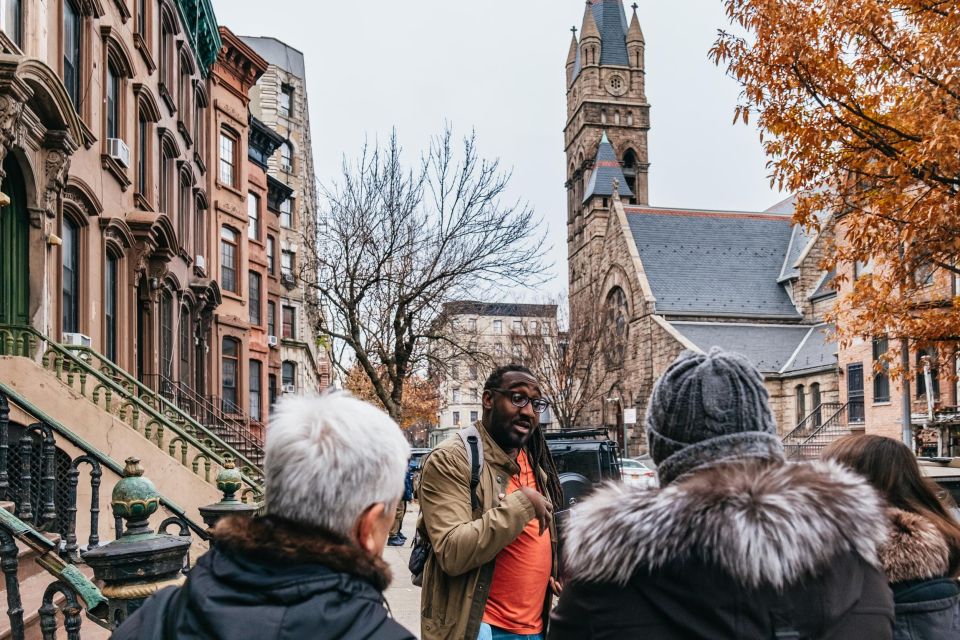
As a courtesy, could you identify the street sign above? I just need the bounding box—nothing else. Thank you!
[623,408,637,425]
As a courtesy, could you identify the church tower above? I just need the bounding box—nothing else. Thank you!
[565,1,651,294]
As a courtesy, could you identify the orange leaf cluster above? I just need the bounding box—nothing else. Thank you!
[343,364,439,431]
[712,0,960,362]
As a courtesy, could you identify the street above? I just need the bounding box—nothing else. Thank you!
[383,504,422,637]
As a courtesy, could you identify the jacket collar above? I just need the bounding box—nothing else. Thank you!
[880,508,951,583]
[212,515,392,591]
[563,459,888,590]
[477,420,521,474]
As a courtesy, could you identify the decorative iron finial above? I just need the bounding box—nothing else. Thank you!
[111,457,160,535]
[632,3,639,12]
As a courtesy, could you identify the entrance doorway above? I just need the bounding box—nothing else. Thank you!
[0,156,29,327]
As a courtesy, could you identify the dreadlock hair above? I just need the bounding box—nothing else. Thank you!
[483,364,564,509]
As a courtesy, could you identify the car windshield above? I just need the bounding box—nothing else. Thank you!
[621,459,643,469]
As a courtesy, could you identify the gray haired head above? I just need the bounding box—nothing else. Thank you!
[646,348,783,486]
[264,391,410,536]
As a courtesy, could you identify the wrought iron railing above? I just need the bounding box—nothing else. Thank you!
[0,323,264,492]
[782,400,862,460]
[143,375,264,466]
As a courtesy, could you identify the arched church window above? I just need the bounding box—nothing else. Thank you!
[604,287,629,369]
[622,149,638,204]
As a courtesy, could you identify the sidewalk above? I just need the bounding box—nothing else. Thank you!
[383,502,421,637]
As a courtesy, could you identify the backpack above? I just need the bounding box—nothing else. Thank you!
[409,425,483,586]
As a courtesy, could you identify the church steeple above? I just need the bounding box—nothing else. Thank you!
[566,27,579,85]
[627,4,645,70]
[579,3,601,68]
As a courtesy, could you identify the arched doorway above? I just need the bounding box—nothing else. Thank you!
[0,156,29,327]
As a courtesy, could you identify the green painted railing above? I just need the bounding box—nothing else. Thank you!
[0,324,263,497]
[0,381,211,540]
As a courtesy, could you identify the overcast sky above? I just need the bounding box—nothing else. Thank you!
[212,0,782,299]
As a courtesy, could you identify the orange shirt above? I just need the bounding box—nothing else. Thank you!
[482,450,553,634]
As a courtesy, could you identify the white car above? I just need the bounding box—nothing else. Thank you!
[621,457,658,488]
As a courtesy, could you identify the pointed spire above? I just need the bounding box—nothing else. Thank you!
[580,2,600,42]
[583,132,633,204]
[566,28,579,67]
[627,4,644,43]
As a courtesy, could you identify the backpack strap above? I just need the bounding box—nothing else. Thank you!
[457,425,484,512]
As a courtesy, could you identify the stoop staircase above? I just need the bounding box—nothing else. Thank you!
[782,400,864,460]
[0,324,266,638]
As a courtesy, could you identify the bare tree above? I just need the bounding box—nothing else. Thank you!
[302,127,547,422]
[510,292,612,430]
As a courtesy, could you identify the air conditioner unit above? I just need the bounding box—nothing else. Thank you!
[282,384,296,394]
[267,335,279,347]
[281,272,296,288]
[61,332,92,347]
[106,138,130,168]
[194,254,206,271]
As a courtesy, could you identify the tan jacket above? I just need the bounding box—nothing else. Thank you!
[417,423,558,640]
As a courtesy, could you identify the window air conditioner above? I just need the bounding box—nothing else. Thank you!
[194,254,206,271]
[281,272,296,288]
[106,138,131,168]
[282,384,296,394]
[267,335,279,347]
[61,332,92,347]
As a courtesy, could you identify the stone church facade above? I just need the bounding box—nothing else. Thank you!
[565,1,841,455]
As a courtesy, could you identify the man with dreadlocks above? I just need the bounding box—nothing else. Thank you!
[417,364,563,640]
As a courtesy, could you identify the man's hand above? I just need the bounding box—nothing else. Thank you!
[549,577,563,596]
[517,486,553,535]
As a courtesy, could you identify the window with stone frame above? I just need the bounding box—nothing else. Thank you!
[279,84,294,118]
[219,128,239,188]
[62,0,82,111]
[220,227,239,294]
[872,337,890,402]
[248,272,262,326]
[2,0,22,48]
[604,287,629,369]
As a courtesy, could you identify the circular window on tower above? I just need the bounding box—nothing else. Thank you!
[606,74,627,96]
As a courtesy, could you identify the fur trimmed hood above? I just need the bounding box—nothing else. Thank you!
[880,508,951,583]
[564,459,888,590]
[213,515,392,591]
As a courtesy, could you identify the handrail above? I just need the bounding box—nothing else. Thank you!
[147,374,264,456]
[795,401,855,449]
[0,324,263,493]
[782,401,843,444]
[0,382,211,540]
[60,343,264,482]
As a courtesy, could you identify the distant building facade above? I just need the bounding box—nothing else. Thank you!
[242,36,332,395]
[430,301,557,447]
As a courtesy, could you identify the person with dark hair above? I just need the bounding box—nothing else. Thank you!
[417,364,562,640]
[549,348,894,639]
[824,435,960,639]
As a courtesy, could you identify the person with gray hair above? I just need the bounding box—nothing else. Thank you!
[112,392,417,640]
[549,348,895,639]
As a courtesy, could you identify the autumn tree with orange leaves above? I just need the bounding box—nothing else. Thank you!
[711,1,960,370]
[344,364,438,444]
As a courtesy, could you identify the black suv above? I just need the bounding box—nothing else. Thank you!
[545,429,622,510]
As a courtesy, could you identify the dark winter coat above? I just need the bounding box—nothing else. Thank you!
[111,515,415,640]
[880,508,960,640]
[549,459,895,640]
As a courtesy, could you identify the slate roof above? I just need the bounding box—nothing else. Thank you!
[591,0,630,67]
[583,132,632,202]
[443,301,557,318]
[767,194,830,283]
[624,207,800,318]
[782,324,837,374]
[672,322,836,375]
[809,269,837,300]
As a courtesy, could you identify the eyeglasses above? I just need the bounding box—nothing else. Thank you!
[488,388,550,414]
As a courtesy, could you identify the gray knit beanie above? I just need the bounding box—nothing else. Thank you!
[646,348,784,486]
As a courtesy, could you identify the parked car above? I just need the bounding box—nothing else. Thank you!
[621,457,658,488]
[918,457,960,518]
[545,430,622,510]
